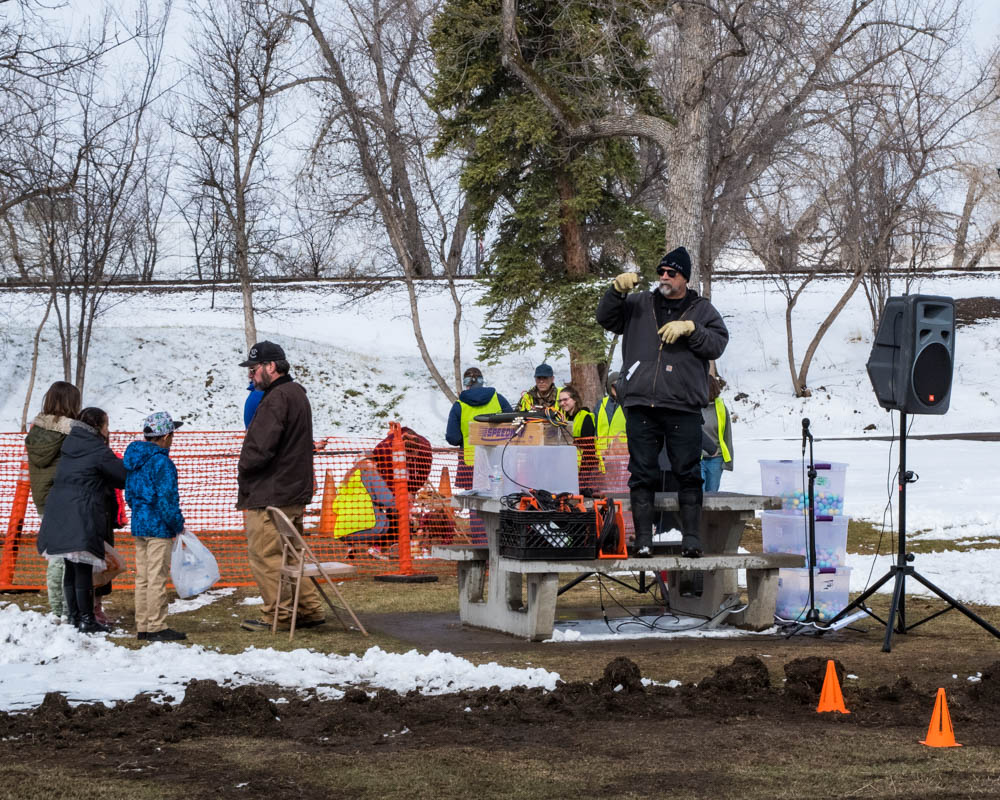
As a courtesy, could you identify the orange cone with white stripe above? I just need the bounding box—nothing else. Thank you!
[920,688,961,747]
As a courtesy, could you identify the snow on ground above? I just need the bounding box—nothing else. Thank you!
[1,273,998,706]
[0,603,559,712]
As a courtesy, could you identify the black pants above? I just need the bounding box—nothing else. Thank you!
[625,406,704,550]
[62,560,95,619]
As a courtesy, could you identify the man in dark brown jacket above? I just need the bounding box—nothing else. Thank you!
[236,341,324,631]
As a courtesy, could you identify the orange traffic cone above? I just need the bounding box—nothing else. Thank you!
[816,659,850,714]
[920,688,961,747]
[438,467,452,498]
[317,470,338,534]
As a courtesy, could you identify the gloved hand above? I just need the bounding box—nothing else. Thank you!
[612,272,639,294]
[658,319,695,344]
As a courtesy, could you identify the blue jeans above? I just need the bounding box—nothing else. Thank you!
[701,456,724,492]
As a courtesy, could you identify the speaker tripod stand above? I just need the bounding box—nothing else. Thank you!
[828,411,1000,652]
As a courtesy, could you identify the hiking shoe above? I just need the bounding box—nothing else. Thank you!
[240,618,276,632]
[137,632,148,640]
[367,546,389,561]
[297,616,326,629]
[147,628,187,642]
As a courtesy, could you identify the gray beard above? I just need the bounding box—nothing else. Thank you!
[658,283,672,298]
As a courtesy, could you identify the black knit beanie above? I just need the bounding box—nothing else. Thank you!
[659,247,692,281]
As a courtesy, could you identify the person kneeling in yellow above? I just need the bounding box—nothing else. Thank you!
[331,457,395,560]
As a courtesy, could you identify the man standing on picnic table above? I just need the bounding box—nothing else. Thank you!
[236,340,325,631]
[596,247,728,559]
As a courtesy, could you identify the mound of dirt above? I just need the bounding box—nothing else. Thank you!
[783,656,843,704]
[955,296,1000,327]
[696,655,770,698]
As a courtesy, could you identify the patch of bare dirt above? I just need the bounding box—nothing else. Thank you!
[954,296,1000,327]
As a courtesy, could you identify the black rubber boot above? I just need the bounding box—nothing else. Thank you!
[630,489,655,557]
[63,582,81,629]
[78,614,111,634]
[679,502,703,558]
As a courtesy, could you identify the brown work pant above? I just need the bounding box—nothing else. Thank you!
[134,537,172,634]
[244,506,323,623]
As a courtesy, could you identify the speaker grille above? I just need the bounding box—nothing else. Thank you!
[912,341,952,406]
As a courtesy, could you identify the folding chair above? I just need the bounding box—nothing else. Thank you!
[267,506,369,640]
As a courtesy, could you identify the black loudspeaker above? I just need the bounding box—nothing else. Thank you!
[866,295,954,414]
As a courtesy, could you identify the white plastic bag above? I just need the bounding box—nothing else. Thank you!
[170,529,220,598]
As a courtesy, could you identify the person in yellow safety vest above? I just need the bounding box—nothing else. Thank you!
[700,374,733,492]
[330,457,395,560]
[518,363,563,411]
[595,370,627,463]
[445,367,513,489]
[557,384,599,492]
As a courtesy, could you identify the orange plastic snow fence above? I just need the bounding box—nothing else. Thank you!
[0,428,628,592]
[0,425,481,591]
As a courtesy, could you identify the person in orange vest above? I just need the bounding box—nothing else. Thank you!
[445,367,512,490]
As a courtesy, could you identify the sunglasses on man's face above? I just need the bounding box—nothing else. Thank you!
[657,267,679,278]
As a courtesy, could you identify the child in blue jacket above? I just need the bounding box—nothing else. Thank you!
[124,411,187,642]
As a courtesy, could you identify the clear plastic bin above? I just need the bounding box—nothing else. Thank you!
[759,460,847,515]
[761,510,848,568]
[472,445,579,497]
[775,567,851,622]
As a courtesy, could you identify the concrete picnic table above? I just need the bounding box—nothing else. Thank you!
[432,491,803,641]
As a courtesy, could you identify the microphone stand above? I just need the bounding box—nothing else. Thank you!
[785,418,820,636]
[802,419,820,624]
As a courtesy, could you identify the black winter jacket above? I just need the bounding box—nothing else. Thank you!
[36,422,127,561]
[237,374,314,510]
[597,286,728,412]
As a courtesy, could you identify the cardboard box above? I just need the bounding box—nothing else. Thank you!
[467,420,570,447]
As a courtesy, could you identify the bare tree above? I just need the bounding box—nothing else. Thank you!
[290,0,471,402]
[179,0,296,349]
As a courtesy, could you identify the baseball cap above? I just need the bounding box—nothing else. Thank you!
[534,363,554,378]
[142,411,184,438]
[239,341,286,367]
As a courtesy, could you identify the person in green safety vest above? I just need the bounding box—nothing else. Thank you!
[330,456,395,559]
[557,384,599,491]
[700,374,733,491]
[595,370,628,467]
[445,367,512,489]
[518,363,563,411]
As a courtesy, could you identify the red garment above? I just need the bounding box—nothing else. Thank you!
[373,427,431,495]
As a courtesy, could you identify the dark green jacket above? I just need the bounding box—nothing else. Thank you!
[25,414,74,514]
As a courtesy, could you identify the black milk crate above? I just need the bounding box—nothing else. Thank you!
[498,508,596,560]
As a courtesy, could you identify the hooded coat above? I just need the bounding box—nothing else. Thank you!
[25,413,75,514]
[124,440,185,539]
[445,386,513,447]
[36,421,126,561]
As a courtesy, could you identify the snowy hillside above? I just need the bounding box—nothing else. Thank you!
[3,273,999,533]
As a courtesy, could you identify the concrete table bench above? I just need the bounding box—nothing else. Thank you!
[436,492,803,641]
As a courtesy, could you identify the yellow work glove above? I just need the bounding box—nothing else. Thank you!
[658,319,695,344]
[612,272,639,294]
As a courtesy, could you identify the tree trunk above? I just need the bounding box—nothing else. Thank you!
[951,176,979,270]
[665,4,712,292]
[556,172,602,407]
[21,295,53,432]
